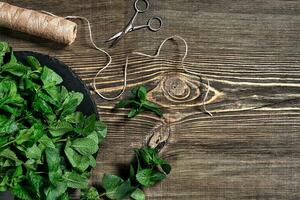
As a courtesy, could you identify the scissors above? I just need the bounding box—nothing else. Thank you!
[106,0,162,47]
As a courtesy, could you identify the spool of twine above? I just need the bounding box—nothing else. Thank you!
[0,2,77,45]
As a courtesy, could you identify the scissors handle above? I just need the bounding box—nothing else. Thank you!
[134,0,149,13]
[131,17,162,32]
[147,16,162,32]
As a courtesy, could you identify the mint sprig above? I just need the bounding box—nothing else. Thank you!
[116,86,163,118]
[81,147,171,200]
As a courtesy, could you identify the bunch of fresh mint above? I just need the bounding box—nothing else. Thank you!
[81,147,171,200]
[0,42,107,200]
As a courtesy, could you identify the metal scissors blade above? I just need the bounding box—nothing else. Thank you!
[106,31,123,42]
[107,24,134,47]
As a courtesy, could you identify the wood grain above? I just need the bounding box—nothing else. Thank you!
[1,0,300,199]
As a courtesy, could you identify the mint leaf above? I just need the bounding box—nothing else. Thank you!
[94,120,107,140]
[25,56,42,71]
[0,42,9,66]
[26,170,42,198]
[131,188,145,200]
[143,100,162,117]
[0,148,20,162]
[81,187,100,200]
[38,135,55,149]
[45,147,61,172]
[2,62,28,77]
[11,184,33,200]
[60,92,84,117]
[113,179,136,200]
[41,66,63,88]
[137,86,147,102]
[59,193,70,200]
[49,121,73,137]
[71,137,98,156]
[136,169,166,187]
[128,108,139,118]
[105,178,135,200]
[63,171,88,189]
[26,144,42,160]
[102,174,123,192]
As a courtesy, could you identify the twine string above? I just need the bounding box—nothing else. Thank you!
[40,12,212,116]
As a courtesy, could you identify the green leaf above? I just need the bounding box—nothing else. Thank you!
[45,183,67,200]
[25,56,42,71]
[26,170,42,198]
[110,179,136,200]
[0,42,9,66]
[87,132,99,145]
[59,193,70,200]
[12,165,23,179]
[44,86,61,103]
[64,145,80,168]
[143,100,162,117]
[94,121,107,141]
[49,121,73,137]
[38,135,55,149]
[0,42,9,53]
[130,164,135,182]
[60,92,84,117]
[41,66,63,88]
[33,97,54,115]
[11,183,33,200]
[0,148,20,162]
[76,156,90,172]
[81,187,100,200]
[82,114,96,136]
[138,86,147,102]
[0,175,9,192]
[136,169,166,187]
[2,62,28,77]
[0,135,9,147]
[16,129,31,145]
[71,137,98,156]
[45,147,61,172]
[64,112,84,124]
[103,175,136,200]
[131,188,145,200]
[128,108,139,118]
[63,171,88,189]
[102,174,123,192]
[26,144,42,160]
[65,140,94,172]
[37,91,59,107]
[88,155,96,168]
[0,116,18,136]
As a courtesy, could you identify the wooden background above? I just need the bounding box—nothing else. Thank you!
[1,0,300,199]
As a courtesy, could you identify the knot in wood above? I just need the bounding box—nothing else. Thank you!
[164,76,190,100]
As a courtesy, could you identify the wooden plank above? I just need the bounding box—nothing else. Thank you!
[1,0,300,199]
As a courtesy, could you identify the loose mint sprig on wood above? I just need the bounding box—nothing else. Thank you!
[81,147,171,200]
[115,86,162,118]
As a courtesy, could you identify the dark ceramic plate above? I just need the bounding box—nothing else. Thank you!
[0,51,98,200]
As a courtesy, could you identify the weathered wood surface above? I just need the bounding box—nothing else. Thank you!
[2,0,300,199]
